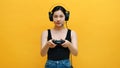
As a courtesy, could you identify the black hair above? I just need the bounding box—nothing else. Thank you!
[51,5,66,16]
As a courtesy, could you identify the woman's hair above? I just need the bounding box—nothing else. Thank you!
[51,5,66,16]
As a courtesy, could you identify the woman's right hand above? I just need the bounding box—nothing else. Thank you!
[46,39,56,48]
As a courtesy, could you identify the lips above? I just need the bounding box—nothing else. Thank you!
[55,22,62,26]
[55,22,61,24]
[56,23,60,24]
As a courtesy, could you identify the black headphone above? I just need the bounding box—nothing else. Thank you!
[48,5,70,21]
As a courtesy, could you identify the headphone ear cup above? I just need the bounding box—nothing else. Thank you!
[65,11,70,21]
[49,12,53,21]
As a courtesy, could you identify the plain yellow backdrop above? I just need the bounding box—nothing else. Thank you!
[0,0,120,68]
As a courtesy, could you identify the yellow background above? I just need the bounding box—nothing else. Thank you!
[0,0,120,68]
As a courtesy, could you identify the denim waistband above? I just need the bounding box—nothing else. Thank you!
[45,59,72,68]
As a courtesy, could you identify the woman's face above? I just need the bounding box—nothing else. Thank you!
[53,10,65,27]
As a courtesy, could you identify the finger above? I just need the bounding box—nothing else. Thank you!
[61,41,66,45]
[62,44,67,48]
[49,42,56,47]
[61,43,66,47]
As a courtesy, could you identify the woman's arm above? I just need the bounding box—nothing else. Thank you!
[40,30,56,57]
[40,30,49,57]
[68,30,78,56]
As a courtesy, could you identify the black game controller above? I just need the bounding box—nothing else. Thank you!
[52,39,65,45]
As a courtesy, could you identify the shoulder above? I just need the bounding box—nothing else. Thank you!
[42,30,47,34]
[68,29,76,34]
[41,29,49,36]
[69,29,77,37]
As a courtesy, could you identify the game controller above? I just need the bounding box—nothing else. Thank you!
[52,39,65,45]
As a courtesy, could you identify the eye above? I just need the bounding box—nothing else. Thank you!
[53,15,58,18]
[60,15,64,18]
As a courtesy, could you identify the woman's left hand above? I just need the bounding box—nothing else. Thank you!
[61,40,71,48]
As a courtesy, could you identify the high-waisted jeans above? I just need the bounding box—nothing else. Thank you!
[45,59,72,68]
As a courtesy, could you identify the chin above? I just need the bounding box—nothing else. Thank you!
[55,24,62,27]
[55,26,61,28]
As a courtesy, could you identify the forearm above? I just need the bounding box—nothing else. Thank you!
[41,44,49,57]
[68,44,78,56]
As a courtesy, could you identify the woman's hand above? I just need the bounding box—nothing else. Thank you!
[61,40,71,48]
[46,39,56,48]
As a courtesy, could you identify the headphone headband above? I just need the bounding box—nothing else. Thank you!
[49,3,69,12]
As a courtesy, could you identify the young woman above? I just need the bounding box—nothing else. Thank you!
[41,5,78,68]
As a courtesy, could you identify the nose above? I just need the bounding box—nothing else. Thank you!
[57,17,61,21]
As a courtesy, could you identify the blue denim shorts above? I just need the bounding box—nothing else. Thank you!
[45,59,72,68]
